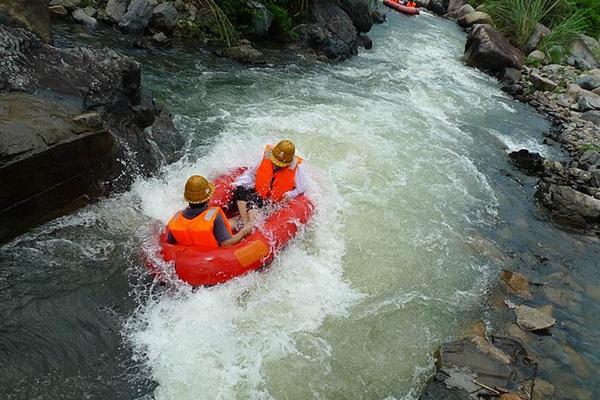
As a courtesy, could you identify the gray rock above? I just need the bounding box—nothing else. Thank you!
[72,111,103,129]
[105,0,129,22]
[119,0,156,34]
[246,0,272,37]
[339,0,373,33]
[502,67,521,83]
[152,31,168,45]
[455,4,474,18]
[536,182,600,231]
[577,90,600,111]
[83,6,97,17]
[0,0,52,42]
[72,8,98,28]
[150,2,178,33]
[569,38,599,70]
[590,170,600,188]
[530,72,557,91]
[515,305,556,331]
[527,49,546,64]
[582,110,600,126]
[525,23,550,54]
[576,73,600,91]
[217,44,266,65]
[579,150,600,170]
[464,24,524,73]
[419,336,537,399]
[458,11,493,28]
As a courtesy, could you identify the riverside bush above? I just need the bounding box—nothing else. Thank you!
[483,0,596,53]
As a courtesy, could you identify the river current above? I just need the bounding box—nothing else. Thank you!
[1,11,599,400]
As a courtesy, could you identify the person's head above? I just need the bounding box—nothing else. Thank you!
[184,175,214,207]
[270,139,295,168]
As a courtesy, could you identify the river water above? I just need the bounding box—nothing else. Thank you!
[1,11,599,400]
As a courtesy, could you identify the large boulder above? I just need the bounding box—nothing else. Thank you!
[149,2,177,33]
[536,182,600,232]
[568,37,600,70]
[446,0,465,14]
[464,24,524,73]
[119,0,157,33]
[303,0,359,60]
[509,149,545,175]
[420,336,537,399]
[339,0,373,33]
[457,11,493,28]
[0,24,183,243]
[428,0,446,16]
[454,4,474,19]
[524,23,550,54]
[0,0,52,42]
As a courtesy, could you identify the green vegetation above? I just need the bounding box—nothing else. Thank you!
[216,0,307,39]
[476,0,599,54]
[579,143,600,153]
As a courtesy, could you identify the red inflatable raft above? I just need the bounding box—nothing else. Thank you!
[146,169,314,286]
[383,0,420,15]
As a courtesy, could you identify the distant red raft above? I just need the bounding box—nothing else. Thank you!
[146,169,314,286]
[383,0,420,15]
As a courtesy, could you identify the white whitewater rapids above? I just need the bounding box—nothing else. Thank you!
[121,12,549,400]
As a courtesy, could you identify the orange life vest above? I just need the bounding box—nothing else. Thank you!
[167,207,232,249]
[255,145,303,202]
[407,1,416,7]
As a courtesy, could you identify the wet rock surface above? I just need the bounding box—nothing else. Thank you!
[420,336,537,399]
[0,24,183,243]
[0,0,52,42]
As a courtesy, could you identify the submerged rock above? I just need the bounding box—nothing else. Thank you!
[464,24,523,74]
[420,336,537,399]
[216,43,266,65]
[501,270,532,299]
[515,305,556,331]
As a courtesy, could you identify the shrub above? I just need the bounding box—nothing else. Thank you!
[539,8,588,52]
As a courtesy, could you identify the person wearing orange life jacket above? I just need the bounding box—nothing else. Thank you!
[166,175,253,248]
[233,139,308,225]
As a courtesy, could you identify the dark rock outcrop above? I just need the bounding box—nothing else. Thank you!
[509,149,545,175]
[150,2,178,33]
[0,0,52,42]
[420,336,537,399]
[464,24,524,74]
[0,24,183,243]
[302,0,360,60]
[339,0,373,33]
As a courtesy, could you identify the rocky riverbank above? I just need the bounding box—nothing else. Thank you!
[45,0,380,62]
[0,6,184,243]
[417,1,600,399]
